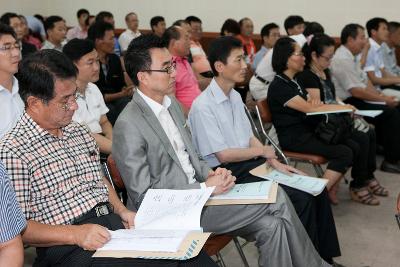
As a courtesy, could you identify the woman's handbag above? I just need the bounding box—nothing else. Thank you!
[314,113,353,145]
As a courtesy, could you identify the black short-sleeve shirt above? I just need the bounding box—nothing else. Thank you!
[267,73,314,148]
[297,69,336,103]
[95,53,126,96]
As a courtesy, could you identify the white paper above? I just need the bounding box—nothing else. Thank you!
[260,170,327,196]
[210,181,272,200]
[134,187,214,231]
[354,110,383,118]
[364,100,386,105]
[306,109,352,116]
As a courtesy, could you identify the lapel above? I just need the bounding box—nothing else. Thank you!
[132,93,183,169]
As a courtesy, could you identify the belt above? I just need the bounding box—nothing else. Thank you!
[254,73,270,85]
[72,202,113,225]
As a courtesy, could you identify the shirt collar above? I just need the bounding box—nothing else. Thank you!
[381,42,394,54]
[369,38,381,51]
[0,76,19,95]
[209,78,236,104]
[137,89,171,118]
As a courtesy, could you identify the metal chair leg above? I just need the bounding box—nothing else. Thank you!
[313,164,325,178]
[233,237,250,267]
[216,252,227,267]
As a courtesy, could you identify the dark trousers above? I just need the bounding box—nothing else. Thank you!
[345,97,400,163]
[34,213,217,267]
[106,96,131,125]
[345,129,377,188]
[218,158,341,262]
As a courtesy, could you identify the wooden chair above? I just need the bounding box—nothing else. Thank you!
[103,155,250,267]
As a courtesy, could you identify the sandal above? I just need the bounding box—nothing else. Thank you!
[350,187,380,205]
[367,179,389,197]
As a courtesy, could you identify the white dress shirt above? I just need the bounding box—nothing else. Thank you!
[137,89,197,184]
[0,77,24,139]
[118,29,141,52]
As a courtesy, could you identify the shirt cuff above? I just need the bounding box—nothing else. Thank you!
[200,182,207,189]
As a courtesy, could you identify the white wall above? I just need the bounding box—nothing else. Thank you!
[2,0,400,36]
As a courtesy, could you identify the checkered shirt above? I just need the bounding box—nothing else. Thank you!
[0,113,108,225]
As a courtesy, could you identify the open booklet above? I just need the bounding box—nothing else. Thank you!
[93,187,214,260]
[250,164,328,196]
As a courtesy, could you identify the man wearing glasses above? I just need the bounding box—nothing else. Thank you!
[0,24,24,139]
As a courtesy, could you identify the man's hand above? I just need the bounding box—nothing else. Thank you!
[268,158,307,176]
[72,224,111,251]
[384,95,399,107]
[205,171,236,195]
[261,145,277,159]
[121,86,134,97]
[118,209,136,229]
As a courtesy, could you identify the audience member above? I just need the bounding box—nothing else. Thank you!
[19,15,42,50]
[381,21,400,76]
[237,17,256,64]
[0,161,26,267]
[188,36,342,264]
[0,49,216,267]
[66,8,89,40]
[364,17,400,94]
[95,11,121,56]
[41,15,67,51]
[25,15,46,41]
[118,12,141,53]
[0,12,37,57]
[0,24,24,139]
[284,15,305,35]
[88,21,131,125]
[220,18,240,36]
[252,23,280,69]
[303,21,324,37]
[63,38,113,154]
[331,23,400,173]
[150,16,166,37]
[298,33,387,205]
[112,34,331,267]
[163,26,201,113]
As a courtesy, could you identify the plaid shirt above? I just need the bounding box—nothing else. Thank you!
[0,113,108,225]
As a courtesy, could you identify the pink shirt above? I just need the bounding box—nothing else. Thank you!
[190,40,212,74]
[173,56,201,109]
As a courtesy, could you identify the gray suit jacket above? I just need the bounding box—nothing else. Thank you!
[112,92,211,211]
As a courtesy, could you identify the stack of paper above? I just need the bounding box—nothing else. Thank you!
[354,110,383,118]
[306,109,352,116]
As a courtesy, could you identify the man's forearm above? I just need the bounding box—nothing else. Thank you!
[216,147,263,164]
[102,177,127,216]
[104,92,124,102]
[0,235,24,267]
[350,87,387,101]
[22,220,76,247]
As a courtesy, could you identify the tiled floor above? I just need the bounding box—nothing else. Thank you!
[24,157,400,267]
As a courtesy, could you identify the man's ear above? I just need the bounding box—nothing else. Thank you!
[214,61,224,74]
[26,96,43,115]
[137,71,148,86]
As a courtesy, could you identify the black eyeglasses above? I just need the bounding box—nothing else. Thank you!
[141,62,176,74]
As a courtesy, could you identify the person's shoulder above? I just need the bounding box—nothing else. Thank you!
[191,86,213,111]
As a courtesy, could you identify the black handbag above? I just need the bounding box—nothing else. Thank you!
[314,113,353,145]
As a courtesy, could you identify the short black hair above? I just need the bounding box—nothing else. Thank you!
[302,33,335,67]
[150,16,165,31]
[162,26,181,47]
[284,15,305,34]
[18,50,78,106]
[340,23,364,45]
[124,34,166,86]
[388,21,400,33]
[95,11,113,23]
[77,9,89,18]
[220,18,240,36]
[185,16,202,25]
[0,12,19,26]
[208,36,243,76]
[303,21,324,37]
[260,23,279,38]
[87,21,114,42]
[63,38,95,62]
[366,17,388,37]
[0,23,17,39]
[44,16,64,33]
[272,37,296,74]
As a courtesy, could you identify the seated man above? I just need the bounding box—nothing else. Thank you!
[381,21,400,77]
[284,15,306,36]
[41,15,66,51]
[0,24,24,139]
[0,49,216,267]
[88,21,132,125]
[0,12,37,58]
[113,34,330,267]
[364,17,400,95]
[95,11,121,56]
[66,8,89,41]
[252,23,280,70]
[150,16,166,38]
[0,161,26,267]
[164,26,201,113]
[331,23,400,173]
[118,12,141,54]
[63,38,113,154]
[188,36,341,265]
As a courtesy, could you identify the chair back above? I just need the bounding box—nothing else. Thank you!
[106,155,126,189]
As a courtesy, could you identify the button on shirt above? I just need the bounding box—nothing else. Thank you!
[0,162,26,243]
[118,29,141,52]
[364,38,385,89]
[137,90,196,184]
[381,42,400,76]
[188,79,254,168]
[0,77,24,139]
[0,113,108,225]
[73,82,109,133]
[331,45,368,100]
